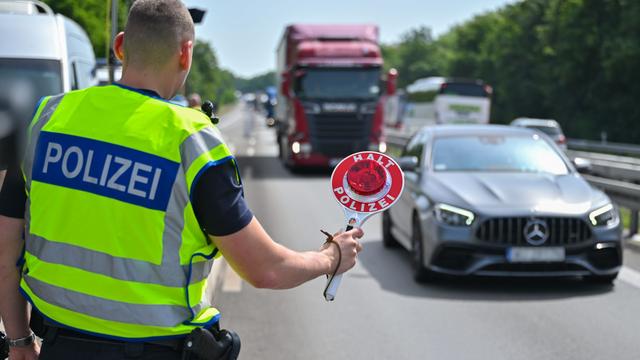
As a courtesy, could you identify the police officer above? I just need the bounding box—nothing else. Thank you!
[0,1,363,359]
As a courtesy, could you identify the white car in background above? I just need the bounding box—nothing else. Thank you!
[511,118,568,150]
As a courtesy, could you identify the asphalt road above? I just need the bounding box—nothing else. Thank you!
[210,103,640,360]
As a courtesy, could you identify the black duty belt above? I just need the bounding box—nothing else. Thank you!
[43,324,184,352]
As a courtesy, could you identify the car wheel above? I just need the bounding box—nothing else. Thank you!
[411,216,434,283]
[584,273,618,285]
[382,212,399,248]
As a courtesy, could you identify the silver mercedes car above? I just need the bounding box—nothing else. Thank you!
[384,125,622,283]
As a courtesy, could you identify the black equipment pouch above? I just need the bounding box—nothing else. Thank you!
[182,327,240,360]
[0,331,8,360]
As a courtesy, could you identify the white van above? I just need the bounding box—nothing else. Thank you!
[0,0,97,167]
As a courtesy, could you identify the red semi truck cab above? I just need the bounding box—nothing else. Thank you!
[275,24,397,169]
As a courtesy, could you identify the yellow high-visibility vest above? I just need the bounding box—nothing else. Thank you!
[20,84,233,340]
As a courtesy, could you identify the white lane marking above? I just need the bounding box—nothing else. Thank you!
[221,261,243,293]
[618,266,640,289]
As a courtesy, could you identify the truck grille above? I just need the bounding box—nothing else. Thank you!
[476,217,592,246]
[307,114,373,158]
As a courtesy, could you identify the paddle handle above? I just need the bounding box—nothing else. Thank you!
[323,225,353,301]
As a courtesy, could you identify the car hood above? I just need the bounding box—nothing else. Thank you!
[426,172,609,215]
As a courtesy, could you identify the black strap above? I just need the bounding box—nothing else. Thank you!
[321,229,342,299]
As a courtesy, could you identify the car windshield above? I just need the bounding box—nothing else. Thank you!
[0,58,63,127]
[431,134,569,174]
[293,68,381,100]
[526,125,562,136]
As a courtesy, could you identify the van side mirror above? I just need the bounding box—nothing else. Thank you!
[398,156,419,172]
[280,72,291,98]
[572,157,592,174]
[386,68,398,96]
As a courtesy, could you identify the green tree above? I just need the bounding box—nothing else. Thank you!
[234,71,276,93]
[383,27,444,88]
[43,0,129,58]
[186,40,236,105]
[386,0,640,142]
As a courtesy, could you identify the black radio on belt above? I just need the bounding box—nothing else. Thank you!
[181,327,240,360]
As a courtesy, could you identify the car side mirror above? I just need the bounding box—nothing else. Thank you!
[398,156,419,172]
[573,157,592,174]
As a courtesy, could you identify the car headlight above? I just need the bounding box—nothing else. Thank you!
[435,204,475,226]
[589,203,618,227]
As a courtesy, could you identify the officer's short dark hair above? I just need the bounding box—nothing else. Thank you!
[123,0,195,69]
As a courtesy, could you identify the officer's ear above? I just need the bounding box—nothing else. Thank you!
[113,32,125,62]
[179,40,193,71]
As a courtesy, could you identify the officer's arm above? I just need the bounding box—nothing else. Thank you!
[210,217,363,290]
[0,215,31,339]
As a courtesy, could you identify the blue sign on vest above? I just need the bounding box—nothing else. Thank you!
[32,131,179,211]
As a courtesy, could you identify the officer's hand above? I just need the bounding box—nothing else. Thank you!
[8,342,39,360]
[321,228,364,275]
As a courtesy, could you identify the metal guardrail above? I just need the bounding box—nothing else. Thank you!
[385,130,640,237]
[568,139,640,157]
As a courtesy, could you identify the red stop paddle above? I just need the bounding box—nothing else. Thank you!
[326,151,404,301]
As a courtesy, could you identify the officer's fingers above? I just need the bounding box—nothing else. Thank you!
[355,241,363,253]
[349,227,364,239]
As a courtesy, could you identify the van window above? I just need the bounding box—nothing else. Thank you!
[0,58,62,126]
[69,60,95,90]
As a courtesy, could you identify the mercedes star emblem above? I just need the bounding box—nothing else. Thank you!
[523,219,549,246]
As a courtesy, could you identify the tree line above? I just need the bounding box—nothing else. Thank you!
[383,0,640,142]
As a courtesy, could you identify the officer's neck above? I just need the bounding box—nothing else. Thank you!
[119,68,178,100]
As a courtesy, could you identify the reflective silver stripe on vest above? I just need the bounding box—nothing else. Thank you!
[23,94,65,189]
[180,126,225,171]
[24,275,191,327]
[25,234,212,287]
[161,171,189,267]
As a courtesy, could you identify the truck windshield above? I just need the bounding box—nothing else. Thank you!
[0,59,63,126]
[294,68,381,100]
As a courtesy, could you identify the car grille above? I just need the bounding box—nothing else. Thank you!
[307,114,372,158]
[476,217,592,246]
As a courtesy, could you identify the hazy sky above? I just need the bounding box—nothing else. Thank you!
[184,0,517,78]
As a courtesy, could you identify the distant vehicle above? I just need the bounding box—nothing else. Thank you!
[275,24,397,170]
[385,125,621,284]
[95,58,123,86]
[0,0,97,165]
[511,117,567,150]
[397,77,492,133]
[264,86,277,127]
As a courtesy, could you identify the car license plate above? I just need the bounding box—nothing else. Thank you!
[506,247,565,263]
